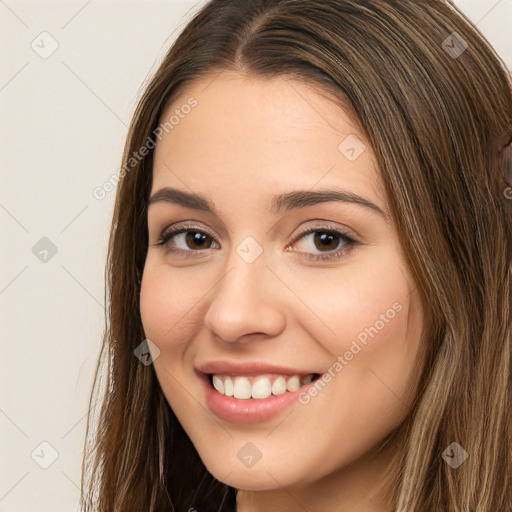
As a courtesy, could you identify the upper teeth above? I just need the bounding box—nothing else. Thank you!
[212,374,314,399]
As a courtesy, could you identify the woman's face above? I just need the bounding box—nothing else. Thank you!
[140,72,424,502]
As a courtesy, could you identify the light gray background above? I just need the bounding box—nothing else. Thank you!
[1,1,511,510]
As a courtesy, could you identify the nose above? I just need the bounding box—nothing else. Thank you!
[203,250,286,344]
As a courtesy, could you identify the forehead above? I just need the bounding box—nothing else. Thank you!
[151,73,384,211]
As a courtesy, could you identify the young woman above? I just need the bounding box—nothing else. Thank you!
[80,1,512,510]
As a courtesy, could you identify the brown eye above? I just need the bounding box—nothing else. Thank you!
[312,231,341,252]
[184,231,214,250]
[289,226,357,262]
[156,225,220,257]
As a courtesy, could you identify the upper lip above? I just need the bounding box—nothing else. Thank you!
[196,360,318,377]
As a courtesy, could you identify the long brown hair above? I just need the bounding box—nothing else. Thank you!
[80,1,512,510]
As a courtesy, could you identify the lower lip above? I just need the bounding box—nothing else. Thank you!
[199,372,317,424]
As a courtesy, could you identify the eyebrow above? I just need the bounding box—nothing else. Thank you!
[147,186,386,218]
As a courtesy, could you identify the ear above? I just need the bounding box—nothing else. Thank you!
[499,138,512,187]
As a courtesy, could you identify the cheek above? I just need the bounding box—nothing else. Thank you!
[139,259,205,350]
[286,245,423,425]
[290,247,414,355]
[139,262,205,410]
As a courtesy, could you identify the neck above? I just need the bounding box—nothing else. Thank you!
[235,438,398,512]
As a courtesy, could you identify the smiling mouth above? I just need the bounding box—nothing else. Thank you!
[206,373,322,400]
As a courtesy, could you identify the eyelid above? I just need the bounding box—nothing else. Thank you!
[158,220,357,243]
[159,221,217,240]
[155,220,359,263]
[288,222,358,246]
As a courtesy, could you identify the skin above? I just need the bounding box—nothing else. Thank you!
[139,72,425,511]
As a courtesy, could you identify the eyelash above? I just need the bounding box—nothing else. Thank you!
[154,223,357,262]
